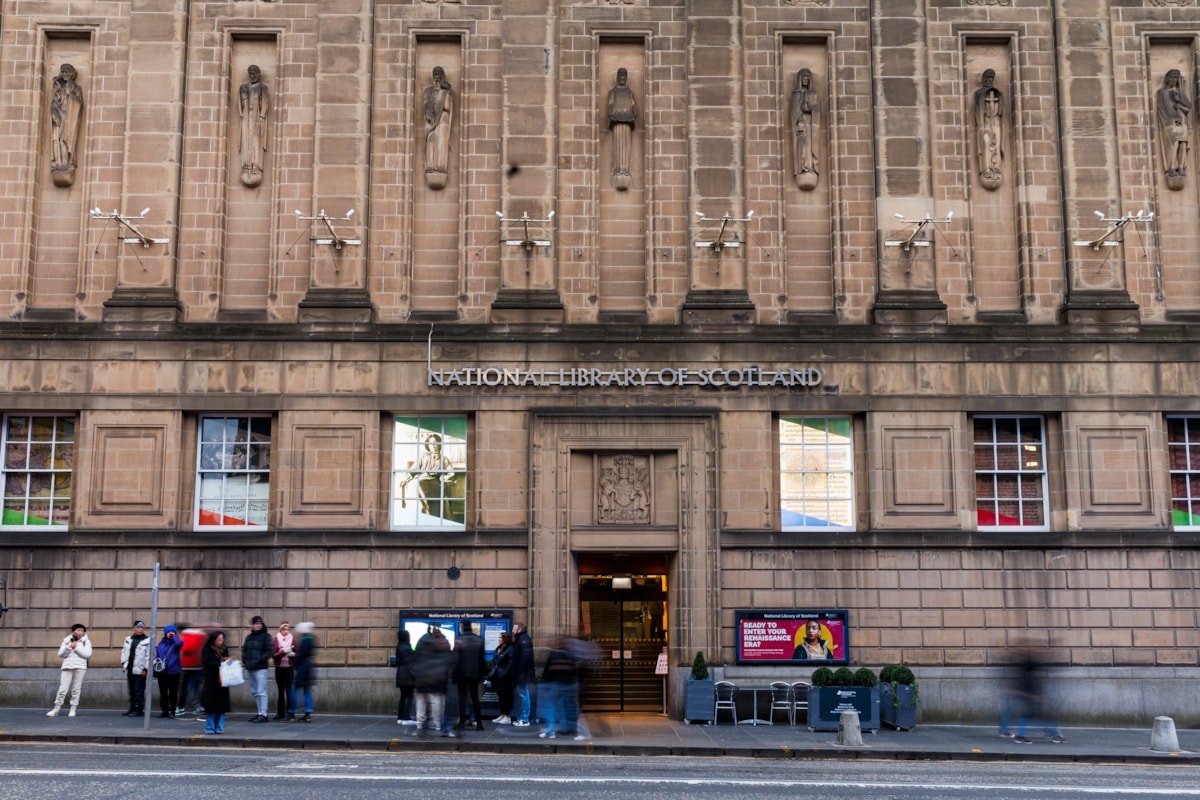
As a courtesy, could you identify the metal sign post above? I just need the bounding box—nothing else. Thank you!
[142,562,159,730]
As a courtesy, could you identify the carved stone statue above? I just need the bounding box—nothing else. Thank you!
[973,69,1004,191]
[607,68,637,191]
[597,454,650,524]
[238,65,270,188]
[789,68,820,191]
[50,64,84,188]
[423,66,453,190]
[1158,69,1192,191]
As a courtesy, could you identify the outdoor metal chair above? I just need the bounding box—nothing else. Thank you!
[769,681,794,725]
[791,680,811,725]
[714,680,738,724]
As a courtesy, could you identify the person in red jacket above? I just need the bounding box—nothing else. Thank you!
[176,624,212,716]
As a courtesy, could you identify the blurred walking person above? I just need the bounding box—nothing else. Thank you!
[538,636,578,740]
[999,643,1065,744]
[290,622,317,722]
[410,623,454,737]
[453,620,486,732]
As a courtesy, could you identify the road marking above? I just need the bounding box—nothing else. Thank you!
[0,769,1197,794]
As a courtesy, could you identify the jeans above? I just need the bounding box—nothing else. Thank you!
[205,712,225,734]
[516,683,531,723]
[294,685,314,714]
[247,669,268,716]
[539,682,565,734]
[415,691,446,732]
[178,670,203,713]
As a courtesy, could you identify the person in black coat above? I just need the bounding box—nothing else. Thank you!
[453,621,487,731]
[241,615,273,723]
[395,629,417,725]
[290,622,317,723]
[512,622,535,726]
[487,632,515,724]
[200,630,231,735]
[410,624,453,737]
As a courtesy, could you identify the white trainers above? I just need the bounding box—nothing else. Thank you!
[539,731,555,739]
[513,720,530,727]
[68,708,77,717]
[494,715,511,725]
[46,708,60,717]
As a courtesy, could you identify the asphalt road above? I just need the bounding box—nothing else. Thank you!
[1,743,1198,799]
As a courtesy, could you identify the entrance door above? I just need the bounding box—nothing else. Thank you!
[578,574,667,712]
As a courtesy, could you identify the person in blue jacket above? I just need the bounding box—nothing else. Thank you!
[153,625,185,718]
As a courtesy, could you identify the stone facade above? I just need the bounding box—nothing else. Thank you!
[1,1,1199,723]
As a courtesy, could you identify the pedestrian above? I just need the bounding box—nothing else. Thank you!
[395,628,417,725]
[410,622,454,737]
[290,621,317,723]
[562,633,599,740]
[511,621,535,727]
[176,624,208,716]
[242,615,272,723]
[487,631,515,725]
[47,623,92,717]
[999,644,1065,744]
[538,636,578,740]
[201,630,231,734]
[153,625,185,717]
[119,620,151,716]
[272,621,295,720]
[453,620,486,732]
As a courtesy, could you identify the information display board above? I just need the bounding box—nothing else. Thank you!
[735,609,849,665]
[399,609,512,662]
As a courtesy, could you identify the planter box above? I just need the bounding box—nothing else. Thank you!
[807,685,880,732]
[879,683,918,730]
[683,679,716,725]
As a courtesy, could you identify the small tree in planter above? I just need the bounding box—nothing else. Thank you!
[879,665,919,730]
[807,666,880,732]
[683,652,715,724]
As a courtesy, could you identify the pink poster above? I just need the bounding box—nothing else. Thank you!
[736,610,848,664]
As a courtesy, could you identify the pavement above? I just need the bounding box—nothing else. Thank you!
[2,706,1198,764]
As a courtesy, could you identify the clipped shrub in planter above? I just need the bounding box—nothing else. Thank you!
[879,664,919,731]
[683,652,715,725]
[810,666,835,687]
[831,667,857,686]
[690,651,710,681]
[807,665,881,732]
[852,667,879,688]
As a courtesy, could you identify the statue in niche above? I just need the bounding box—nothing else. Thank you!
[973,69,1004,191]
[423,66,454,190]
[607,68,638,190]
[49,64,84,188]
[1158,69,1192,191]
[789,68,821,191]
[597,454,650,524]
[238,65,271,188]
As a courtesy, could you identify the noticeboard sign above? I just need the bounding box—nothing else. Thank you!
[399,609,512,661]
[735,609,849,665]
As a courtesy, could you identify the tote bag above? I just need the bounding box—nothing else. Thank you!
[219,659,246,687]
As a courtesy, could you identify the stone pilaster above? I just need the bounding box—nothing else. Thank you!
[102,0,187,322]
[491,0,562,323]
[871,0,946,326]
[297,0,373,324]
[682,0,753,322]
[1054,0,1138,326]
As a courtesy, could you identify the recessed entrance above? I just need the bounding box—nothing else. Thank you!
[578,555,668,713]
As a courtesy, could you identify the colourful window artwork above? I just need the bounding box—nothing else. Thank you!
[780,416,854,530]
[974,416,1046,529]
[2,415,74,528]
[195,415,271,529]
[391,416,467,530]
[1168,416,1200,529]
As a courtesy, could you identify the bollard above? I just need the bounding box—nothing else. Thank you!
[837,710,864,747]
[1150,716,1180,752]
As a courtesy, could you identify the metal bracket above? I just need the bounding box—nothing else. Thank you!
[295,208,361,250]
[89,207,168,248]
[1073,209,1154,251]
[694,211,754,252]
[884,212,954,252]
[496,210,555,251]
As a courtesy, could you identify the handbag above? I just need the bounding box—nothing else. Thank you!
[219,659,246,687]
[153,658,166,674]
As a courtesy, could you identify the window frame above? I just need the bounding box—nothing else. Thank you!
[973,414,1049,532]
[779,415,856,533]
[1,413,75,530]
[1167,415,1200,531]
[389,414,468,532]
[192,414,273,531]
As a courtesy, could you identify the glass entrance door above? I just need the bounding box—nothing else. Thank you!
[578,575,667,712]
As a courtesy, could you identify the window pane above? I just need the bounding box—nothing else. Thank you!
[2,414,74,529]
[195,416,271,529]
[974,416,1046,531]
[391,415,468,530]
[1169,417,1200,530]
[780,416,855,531]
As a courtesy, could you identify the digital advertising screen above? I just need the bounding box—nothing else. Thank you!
[736,609,849,665]
[398,609,512,661]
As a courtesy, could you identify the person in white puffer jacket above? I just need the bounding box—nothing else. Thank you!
[48,623,93,717]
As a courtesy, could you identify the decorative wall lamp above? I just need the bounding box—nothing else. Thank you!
[694,211,754,253]
[496,210,555,251]
[884,212,954,252]
[294,208,361,250]
[1073,209,1154,251]
[88,207,168,248]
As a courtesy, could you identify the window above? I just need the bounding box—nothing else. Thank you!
[2,414,74,529]
[391,415,467,530]
[1168,416,1200,529]
[974,416,1047,530]
[780,416,854,530]
[195,415,271,529]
